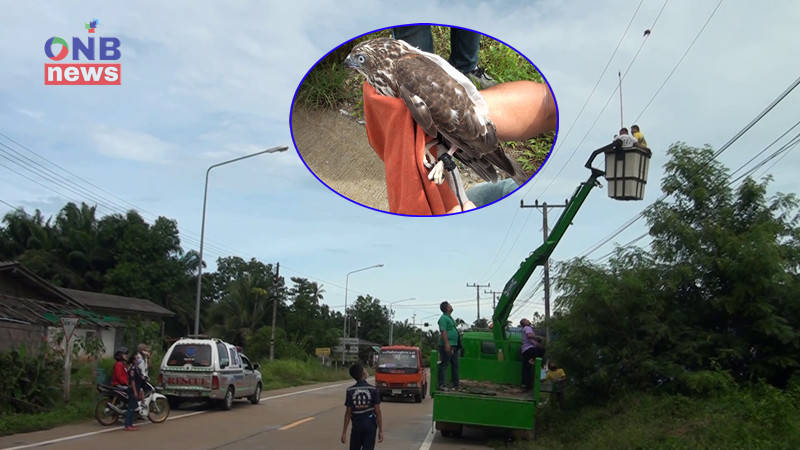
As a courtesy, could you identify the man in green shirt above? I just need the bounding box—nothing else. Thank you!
[437,301,460,389]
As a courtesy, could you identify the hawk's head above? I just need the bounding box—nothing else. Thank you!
[344,38,414,96]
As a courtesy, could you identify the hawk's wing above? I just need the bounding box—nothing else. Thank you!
[393,54,504,182]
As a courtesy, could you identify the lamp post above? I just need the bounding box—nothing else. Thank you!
[193,145,289,336]
[341,264,383,365]
[388,297,416,345]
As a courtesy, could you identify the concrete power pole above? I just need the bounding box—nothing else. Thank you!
[466,282,490,322]
[520,199,567,342]
[269,262,280,361]
[484,289,502,314]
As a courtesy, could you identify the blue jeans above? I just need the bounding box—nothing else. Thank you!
[392,26,481,74]
[124,386,136,427]
[467,179,519,207]
[437,345,460,388]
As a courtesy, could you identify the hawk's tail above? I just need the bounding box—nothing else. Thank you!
[485,148,529,186]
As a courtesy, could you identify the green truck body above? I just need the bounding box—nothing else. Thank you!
[430,143,623,437]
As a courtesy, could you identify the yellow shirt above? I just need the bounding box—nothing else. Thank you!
[543,368,566,382]
[633,131,648,148]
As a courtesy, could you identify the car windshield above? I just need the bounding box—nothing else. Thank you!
[377,350,418,369]
[166,343,212,367]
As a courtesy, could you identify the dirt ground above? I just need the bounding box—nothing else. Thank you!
[291,105,390,211]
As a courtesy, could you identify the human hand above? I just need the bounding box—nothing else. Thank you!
[341,433,346,444]
[445,344,451,353]
[378,430,383,442]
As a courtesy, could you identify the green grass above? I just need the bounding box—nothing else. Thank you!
[257,358,351,390]
[501,385,800,449]
[0,385,96,436]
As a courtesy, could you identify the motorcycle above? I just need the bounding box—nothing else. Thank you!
[95,380,170,426]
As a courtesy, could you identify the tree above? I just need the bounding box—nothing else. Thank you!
[549,142,800,402]
[348,295,391,344]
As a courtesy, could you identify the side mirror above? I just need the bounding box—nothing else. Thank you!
[253,364,260,370]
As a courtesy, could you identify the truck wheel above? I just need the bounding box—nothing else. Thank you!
[441,430,452,438]
[414,390,422,403]
[249,384,262,405]
[422,383,427,399]
[220,387,234,410]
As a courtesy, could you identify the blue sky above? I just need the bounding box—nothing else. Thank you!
[1,1,799,332]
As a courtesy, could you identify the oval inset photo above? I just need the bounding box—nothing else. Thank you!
[291,24,559,216]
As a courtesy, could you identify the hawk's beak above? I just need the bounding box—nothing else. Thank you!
[343,56,358,69]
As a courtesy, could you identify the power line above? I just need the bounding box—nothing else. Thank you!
[633,0,724,123]
[578,73,800,258]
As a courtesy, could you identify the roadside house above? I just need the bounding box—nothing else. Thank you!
[0,261,174,357]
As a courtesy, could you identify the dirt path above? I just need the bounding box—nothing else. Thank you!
[291,105,389,211]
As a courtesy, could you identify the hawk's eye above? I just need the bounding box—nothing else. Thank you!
[357,55,366,64]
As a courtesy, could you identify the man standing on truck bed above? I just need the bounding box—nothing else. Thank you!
[437,301,460,390]
[520,318,545,392]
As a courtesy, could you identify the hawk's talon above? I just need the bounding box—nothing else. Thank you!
[428,161,446,185]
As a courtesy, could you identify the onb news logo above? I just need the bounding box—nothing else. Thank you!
[44,19,121,85]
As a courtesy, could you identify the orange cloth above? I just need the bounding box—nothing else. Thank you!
[362,82,460,215]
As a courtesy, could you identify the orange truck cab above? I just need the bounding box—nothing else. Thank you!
[375,345,428,403]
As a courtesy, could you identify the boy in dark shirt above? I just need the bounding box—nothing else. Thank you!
[341,363,383,449]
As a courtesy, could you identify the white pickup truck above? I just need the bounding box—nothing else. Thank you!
[158,337,263,410]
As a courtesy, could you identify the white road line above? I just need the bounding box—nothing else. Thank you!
[2,382,353,450]
[419,423,435,450]
[1,411,206,450]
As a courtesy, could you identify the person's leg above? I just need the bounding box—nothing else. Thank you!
[437,345,450,388]
[360,419,378,450]
[392,26,433,52]
[124,387,136,428]
[450,353,460,388]
[466,179,519,207]
[521,349,533,390]
[448,28,481,74]
[349,421,362,450]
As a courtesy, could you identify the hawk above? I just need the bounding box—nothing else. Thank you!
[344,38,528,186]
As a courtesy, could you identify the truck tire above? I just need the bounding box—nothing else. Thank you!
[414,390,422,403]
[422,383,427,399]
[220,387,234,410]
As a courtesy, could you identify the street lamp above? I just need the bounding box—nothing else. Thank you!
[193,145,289,336]
[342,264,383,365]
[388,297,416,345]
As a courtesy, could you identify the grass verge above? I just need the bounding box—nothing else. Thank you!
[502,385,800,449]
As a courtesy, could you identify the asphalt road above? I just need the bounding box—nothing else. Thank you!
[0,379,501,450]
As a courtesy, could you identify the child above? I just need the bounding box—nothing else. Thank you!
[341,363,383,449]
[130,352,147,412]
[541,361,567,410]
[631,125,648,149]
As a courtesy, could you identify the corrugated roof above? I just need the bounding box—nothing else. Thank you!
[60,288,175,317]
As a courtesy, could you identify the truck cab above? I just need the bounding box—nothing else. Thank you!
[375,345,428,403]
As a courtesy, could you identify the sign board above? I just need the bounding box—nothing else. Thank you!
[61,317,79,342]
[315,347,331,356]
[340,338,359,346]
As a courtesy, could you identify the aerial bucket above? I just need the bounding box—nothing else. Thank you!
[604,144,652,201]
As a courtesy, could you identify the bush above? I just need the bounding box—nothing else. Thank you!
[0,344,64,414]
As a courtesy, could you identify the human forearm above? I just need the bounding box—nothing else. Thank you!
[483,81,558,141]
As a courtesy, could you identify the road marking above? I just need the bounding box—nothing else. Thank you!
[419,423,435,450]
[278,417,315,430]
[1,382,353,450]
[1,411,206,450]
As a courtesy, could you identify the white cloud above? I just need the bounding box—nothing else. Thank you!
[91,127,172,163]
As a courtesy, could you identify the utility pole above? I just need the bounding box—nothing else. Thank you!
[466,282,490,322]
[269,262,280,361]
[484,289,502,313]
[520,199,567,342]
